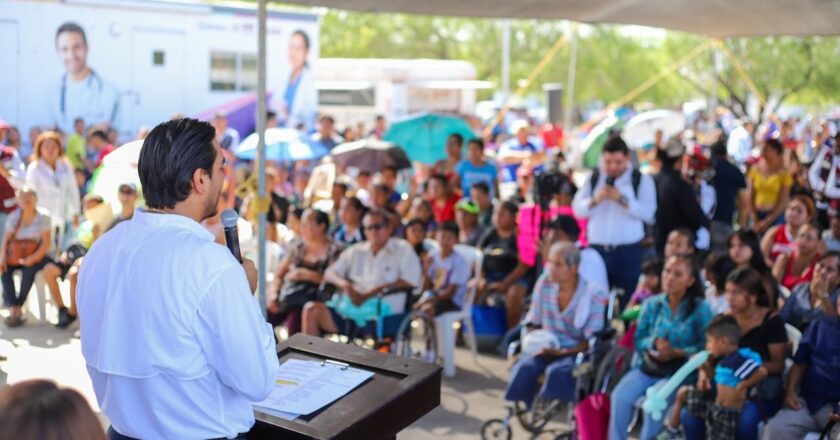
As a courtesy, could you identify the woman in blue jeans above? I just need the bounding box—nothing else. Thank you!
[681,267,786,440]
[609,254,713,440]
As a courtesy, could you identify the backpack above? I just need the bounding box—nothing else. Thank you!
[589,168,642,197]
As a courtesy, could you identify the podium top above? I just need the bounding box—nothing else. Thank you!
[252,334,442,440]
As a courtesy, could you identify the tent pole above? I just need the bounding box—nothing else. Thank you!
[501,19,511,105]
[563,24,577,148]
[256,0,267,317]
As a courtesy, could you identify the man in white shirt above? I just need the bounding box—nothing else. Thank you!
[301,209,422,336]
[726,120,755,167]
[77,118,277,440]
[51,22,121,134]
[572,136,657,309]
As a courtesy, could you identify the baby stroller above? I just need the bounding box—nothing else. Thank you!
[480,289,624,440]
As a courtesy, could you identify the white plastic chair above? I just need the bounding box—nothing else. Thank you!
[785,323,802,355]
[435,244,482,378]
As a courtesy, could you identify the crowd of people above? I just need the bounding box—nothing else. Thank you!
[1,105,840,440]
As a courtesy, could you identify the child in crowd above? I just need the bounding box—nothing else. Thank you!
[415,222,471,317]
[704,253,736,314]
[629,259,664,307]
[659,315,768,440]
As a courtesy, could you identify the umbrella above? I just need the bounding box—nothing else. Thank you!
[383,113,475,164]
[89,140,144,211]
[622,110,686,149]
[235,128,328,162]
[581,116,621,169]
[330,139,411,173]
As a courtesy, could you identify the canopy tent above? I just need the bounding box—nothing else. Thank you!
[275,0,839,37]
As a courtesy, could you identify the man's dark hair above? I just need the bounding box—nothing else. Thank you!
[468,138,484,150]
[364,208,390,224]
[382,165,398,175]
[292,30,310,51]
[602,136,629,155]
[139,118,217,209]
[320,115,335,124]
[710,139,727,157]
[266,110,277,120]
[499,200,519,217]
[439,221,459,237]
[55,22,87,47]
[375,115,385,122]
[88,130,108,142]
[764,138,784,155]
[73,117,84,125]
[550,214,580,242]
[429,174,448,185]
[706,314,741,344]
[471,181,490,195]
[448,133,464,146]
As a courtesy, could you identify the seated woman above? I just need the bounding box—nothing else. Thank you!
[609,254,713,440]
[779,251,840,331]
[0,187,52,327]
[681,267,787,440]
[772,223,821,290]
[760,195,814,263]
[505,242,607,407]
[269,209,342,335]
[476,201,534,329]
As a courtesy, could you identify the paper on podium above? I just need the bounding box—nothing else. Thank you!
[253,358,374,417]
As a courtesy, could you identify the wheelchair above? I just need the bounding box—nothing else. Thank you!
[480,289,626,440]
[327,288,439,363]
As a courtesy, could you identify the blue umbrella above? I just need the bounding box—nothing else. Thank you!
[384,113,475,164]
[235,128,328,162]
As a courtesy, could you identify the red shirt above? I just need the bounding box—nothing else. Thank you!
[431,194,459,224]
[96,144,115,167]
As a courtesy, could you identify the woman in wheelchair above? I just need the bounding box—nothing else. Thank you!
[504,242,608,408]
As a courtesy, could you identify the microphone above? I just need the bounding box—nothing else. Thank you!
[220,209,242,263]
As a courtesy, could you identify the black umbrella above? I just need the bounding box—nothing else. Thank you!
[330,138,412,173]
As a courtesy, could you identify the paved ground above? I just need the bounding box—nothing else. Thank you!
[0,307,580,439]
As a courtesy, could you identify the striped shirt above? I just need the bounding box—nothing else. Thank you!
[524,274,607,349]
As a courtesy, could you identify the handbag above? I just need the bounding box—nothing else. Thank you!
[640,349,686,378]
[278,281,335,311]
[4,212,39,264]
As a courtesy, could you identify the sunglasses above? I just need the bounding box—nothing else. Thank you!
[364,223,387,231]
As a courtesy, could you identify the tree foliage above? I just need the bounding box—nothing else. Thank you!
[318,10,840,117]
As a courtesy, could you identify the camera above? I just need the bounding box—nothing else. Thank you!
[533,168,571,210]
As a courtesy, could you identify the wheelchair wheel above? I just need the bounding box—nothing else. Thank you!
[394,310,438,363]
[517,396,563,434]
[480,419,512,440]
[593,345,632,395]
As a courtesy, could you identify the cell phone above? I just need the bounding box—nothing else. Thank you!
[605,176,616,186]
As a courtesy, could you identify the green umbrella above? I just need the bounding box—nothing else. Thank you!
[384,113,475,164]
[581,116,621,169]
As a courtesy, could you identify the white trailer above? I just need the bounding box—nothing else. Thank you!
[0,0,320,139]
[315,58,491,129]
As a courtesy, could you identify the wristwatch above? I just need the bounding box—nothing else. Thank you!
[618,195,629,207]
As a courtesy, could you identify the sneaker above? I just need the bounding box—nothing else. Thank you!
[655,427,685,440]
[56,308,77,329]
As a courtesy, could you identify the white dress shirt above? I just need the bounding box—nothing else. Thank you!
[327,238,423,294]
[77,209,277,440]
[579,247,609,291]
[572,167,657,246]
[25,158,80,226]
[726,125,753,166]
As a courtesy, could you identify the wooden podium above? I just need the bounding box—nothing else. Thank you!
[249,334,442,439]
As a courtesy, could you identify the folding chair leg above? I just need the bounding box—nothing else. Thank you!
[464,317,478,362]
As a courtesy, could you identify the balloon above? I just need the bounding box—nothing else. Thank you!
[642,350,710,421]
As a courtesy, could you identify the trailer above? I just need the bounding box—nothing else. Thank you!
[0,0,320,139]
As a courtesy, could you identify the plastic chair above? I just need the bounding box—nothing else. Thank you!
[435,244,482,377]
[785,323,802,355]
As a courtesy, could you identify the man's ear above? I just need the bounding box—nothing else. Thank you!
[192,168,207,195]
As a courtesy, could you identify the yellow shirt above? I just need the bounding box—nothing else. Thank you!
[748,167,792,208]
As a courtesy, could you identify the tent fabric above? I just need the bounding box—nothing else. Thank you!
[275,0,840,37]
